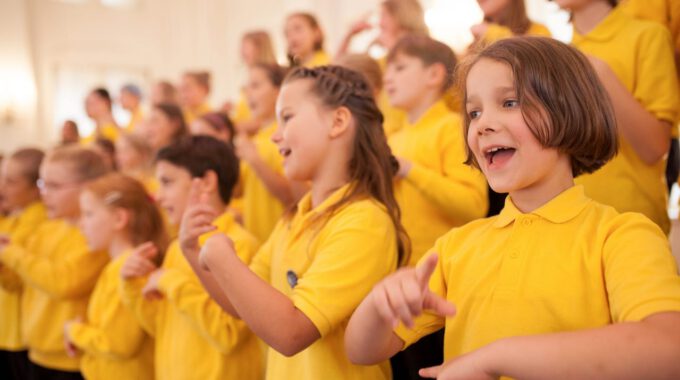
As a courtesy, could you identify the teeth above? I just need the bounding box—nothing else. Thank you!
[486,147,506,154]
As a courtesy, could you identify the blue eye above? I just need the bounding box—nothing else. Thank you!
[503,99,519,108]
[468,110,481,119]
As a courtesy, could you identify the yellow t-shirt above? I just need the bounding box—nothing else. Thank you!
[0,202,48,351]
[250,183,398,379]
[572,6,680,234]
[120,212,262,380]
[241,121,286,243]
[125,107,144,133]
[183,102,212,126]
[304,50,331,68]
[233,90,252,124]
[389,100,488,265]
[396,185,680,378]
[81,122,121,144]
[482,22,551,44]
[68,252,154,380]
[0,218,109,371]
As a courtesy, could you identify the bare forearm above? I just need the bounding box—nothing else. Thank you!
[489,314,680,380]
[207,251,320,356]
[345,295,404,364]
[183,248,239,317]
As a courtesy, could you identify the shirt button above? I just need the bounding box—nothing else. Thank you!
[509,251,518,259]
[522,219,532,226]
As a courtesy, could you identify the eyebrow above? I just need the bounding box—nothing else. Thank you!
[465,86,517,104]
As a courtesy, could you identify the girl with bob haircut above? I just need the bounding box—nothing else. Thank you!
[184,65,409,379]
[345,36,680,379]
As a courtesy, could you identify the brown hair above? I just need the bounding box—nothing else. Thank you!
[85,173,169,260]
[199,112,236,145]
[283,65,410,265]
[457,37,618,177]
[387,35,458,92]
[119,132,154,161]
[46,145,111,182]
[153,80,177,105]
[153,103,189,145]
[242,30,278,65]
[184,71,212,93]
[334,54,383,93]
[382,0,429,36]
[485,0,531,35]
[10,148,45,186]
[252,63,289,88]
[286,12,325,66]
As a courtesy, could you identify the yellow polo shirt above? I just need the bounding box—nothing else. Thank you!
[125,108,144,133]
[67,252,154,380]
[233,90,252,124]
[250,183,398,379]
[396,186,680,375]
[389,100,488,265]
[0,219,109,371]
[304,50,331,68]
[0,202,47,351]
[241,121,286,243]
[572,6,680,234]
[120,212,262,380]
[81,122,121,145]
[183,102,212,126]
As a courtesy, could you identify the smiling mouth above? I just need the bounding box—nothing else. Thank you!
[279,148,291,158]
[484,146,516,166]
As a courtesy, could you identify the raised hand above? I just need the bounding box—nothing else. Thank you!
[121,242,158,280]
[179,179,217,258]
[198,233,236,271]
[370,253,456,328]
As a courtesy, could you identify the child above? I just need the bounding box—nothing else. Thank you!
[119,84,144,133]
[0,146,110,380]
[334,53,384,99]
[179,71,212,125]
[114,133,157,194]
[143,103,189,154]
[345,36,680,379]
[60,120,80,146]
[284,13,330,67]
[470,0,551,48]
[189,112,236,145]
[230,30,278,127]
[63,173,162,379]
[236,63,300,242]
[194,65,407,379]
[385,35,488,265]
[149,80,177,106]
[0,148,47,380]
[82,88,121,144]
[119,136,263,380]
[558,0,680,234]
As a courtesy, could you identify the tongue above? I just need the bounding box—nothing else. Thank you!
[491,149,515,166]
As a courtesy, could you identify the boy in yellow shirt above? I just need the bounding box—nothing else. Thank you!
[0,146,110,380]
[0,148,46,380]
[386,35,488,265]
[120,136,263,380]
[346,37,680,380]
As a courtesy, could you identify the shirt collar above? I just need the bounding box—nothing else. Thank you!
[493,185,591,228]
[405,100,450,130]
[572,6,628,44]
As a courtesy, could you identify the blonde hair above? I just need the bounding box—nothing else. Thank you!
[242,30,277,65]
[46,145,110,182]
[85,173,169,260]
[183,71,212,93]
[334,54,383,93]
[382,0,429,36]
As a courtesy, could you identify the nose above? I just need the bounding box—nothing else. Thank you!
[271,124,283,144]
[474,112,498,136]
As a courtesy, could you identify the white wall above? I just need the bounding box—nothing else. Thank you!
[0,0,566,154]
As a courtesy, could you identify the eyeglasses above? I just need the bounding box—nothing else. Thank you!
[36,179,81,192]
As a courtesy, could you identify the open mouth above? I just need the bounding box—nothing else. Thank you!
[279,148,292,158]
[484,146,516,167]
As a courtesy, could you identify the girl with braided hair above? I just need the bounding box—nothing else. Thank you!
[181,65,409,379]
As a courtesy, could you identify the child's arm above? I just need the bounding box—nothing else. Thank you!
[200,233,320,356]
[0,241,107,299]
[345,254,456,364]
[65,301,148,360]
[236,135,297,206]
[420,312,680,380]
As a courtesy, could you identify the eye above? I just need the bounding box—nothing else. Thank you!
[281,113,293,123]
[468,110,481,120]
[503,99,519,108]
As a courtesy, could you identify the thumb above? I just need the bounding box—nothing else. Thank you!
[418,364,443,378]
[415,253,439,291]
[188,178,203,205]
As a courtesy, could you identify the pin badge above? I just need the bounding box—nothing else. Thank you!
[286,270,298,288]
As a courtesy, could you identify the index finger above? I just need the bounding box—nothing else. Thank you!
[415,253,439,291]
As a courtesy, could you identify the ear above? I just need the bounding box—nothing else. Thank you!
[112,208,130,232]
[426,63,447,91]
[328,106,352,139]
[200,170,219,196]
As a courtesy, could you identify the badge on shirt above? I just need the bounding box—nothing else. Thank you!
[286,270,298,288]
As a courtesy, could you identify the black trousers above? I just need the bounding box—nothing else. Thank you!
[390,329,445,380]
[0,350,29,380]
[26,360,84,380]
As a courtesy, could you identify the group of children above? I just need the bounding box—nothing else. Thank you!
[2,0,680,379]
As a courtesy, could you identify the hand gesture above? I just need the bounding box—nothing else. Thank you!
[179,179,218,259]
[121,242,159,280]
[199,233,236,271]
